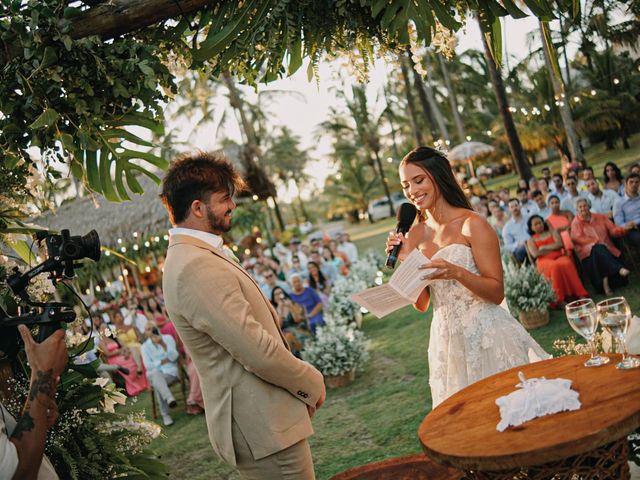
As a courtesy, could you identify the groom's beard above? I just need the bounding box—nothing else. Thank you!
[206,206,232,233]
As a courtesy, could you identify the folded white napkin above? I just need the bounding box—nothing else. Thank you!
[628,316,640,355]
[496,372,581,432]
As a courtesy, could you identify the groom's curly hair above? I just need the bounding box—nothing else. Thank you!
[160,150,247,224]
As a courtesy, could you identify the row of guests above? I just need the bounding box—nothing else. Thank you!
[502,193,635,297]
[74,308,203,426]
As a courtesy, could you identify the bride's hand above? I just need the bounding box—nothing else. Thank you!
[419,258,462,281]
[385,231,411,262]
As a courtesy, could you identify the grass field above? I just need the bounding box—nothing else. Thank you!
[128,138,640,479]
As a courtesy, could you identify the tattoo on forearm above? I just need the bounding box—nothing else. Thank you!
[28,369,55,401]
[11,412,35,440]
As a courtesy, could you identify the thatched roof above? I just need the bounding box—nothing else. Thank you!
[35,176,170,248]
[34,146,258,247]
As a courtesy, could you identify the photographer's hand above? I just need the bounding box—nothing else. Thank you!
[9,326,68,480]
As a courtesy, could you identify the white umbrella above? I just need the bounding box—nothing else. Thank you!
[447,141,495,178]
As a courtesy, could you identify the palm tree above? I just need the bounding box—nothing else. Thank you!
[399,53,424,147]
[478,18,533,181]
[262,127,312,222]
[222,70,285,230]
[539,20,585,166]
[437,54,466,143]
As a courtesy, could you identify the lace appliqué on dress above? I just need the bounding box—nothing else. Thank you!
[427,244,549,407]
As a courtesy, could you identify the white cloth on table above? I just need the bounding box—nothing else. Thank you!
[495,372,581,432]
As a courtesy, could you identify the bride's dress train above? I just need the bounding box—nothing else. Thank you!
[428,244,549,407]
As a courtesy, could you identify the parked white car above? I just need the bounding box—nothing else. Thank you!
[367,192,407,222]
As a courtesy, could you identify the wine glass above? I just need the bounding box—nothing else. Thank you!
[597,297,640,370]
[565,298,610,367]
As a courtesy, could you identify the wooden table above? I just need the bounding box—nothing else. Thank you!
[418,354,640,479]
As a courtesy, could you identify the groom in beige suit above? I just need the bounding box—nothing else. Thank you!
[160,152,325,479]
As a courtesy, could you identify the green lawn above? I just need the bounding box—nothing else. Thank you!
[128,139,640,479]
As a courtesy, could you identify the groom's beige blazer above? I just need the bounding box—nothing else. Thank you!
[162,234,324,466]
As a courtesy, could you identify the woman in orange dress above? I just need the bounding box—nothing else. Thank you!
[526,215,588,308]
[545,194,575,253]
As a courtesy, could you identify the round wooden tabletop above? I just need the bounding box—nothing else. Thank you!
[418,354,640,471]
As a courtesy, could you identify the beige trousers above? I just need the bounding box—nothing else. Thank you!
[231,419,315,480]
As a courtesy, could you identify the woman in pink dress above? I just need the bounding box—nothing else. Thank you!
[545,194,574,253]
[99,326,149,396]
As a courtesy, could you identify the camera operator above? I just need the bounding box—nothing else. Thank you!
[1,325,67,479]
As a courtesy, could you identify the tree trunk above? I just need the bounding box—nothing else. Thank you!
[558,15,572,90]
[423,53,450,143]
[223,70,283,228]
[479,20,532,181]
[406,49,438,141]
[295,183,310,222]
[437,54,466,143]
[540,21,585,166]
[271,197,286,231]
[373,150,395,217]
[399,54,423,148]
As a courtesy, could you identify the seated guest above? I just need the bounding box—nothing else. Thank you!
[585,178,618,218]
[546,194,575,253]
[538,178,551,201]
[309,250,338,283]
[551,174,570,201]
[289,274,325,335]
[613,173,640,244]
[307,261,332,298]
[560,176,584,214]
[488,202,508,243]
[322,248,349,276]
[503,198,531,263]
[571,198,632,295]
[526,215,588,308]
[287,255,309,282]
[532,190,551,218]
[603,162,625,196]
[578,166,598,192]
[111,311,144,374]
[517,187,538,217]
[259,267,290,299]
[271,286,312,357]
[630,163,640,175]
[528,177,539,196]
[329,239,351,268]
[142,321,180,426]
[99,324,149,397]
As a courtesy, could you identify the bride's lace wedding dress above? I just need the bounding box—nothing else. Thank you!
[427,243,549,407]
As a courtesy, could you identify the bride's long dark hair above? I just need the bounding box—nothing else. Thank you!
[401,147,473,217]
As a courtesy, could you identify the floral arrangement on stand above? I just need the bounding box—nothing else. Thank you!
[325,249,382,326]
[302,315,369,388]
[503,261,556,329]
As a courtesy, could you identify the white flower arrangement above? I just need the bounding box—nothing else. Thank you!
[302,316,369,377]
[504,262,556,315]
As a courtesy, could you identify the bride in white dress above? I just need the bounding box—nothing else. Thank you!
[386,147,548,407]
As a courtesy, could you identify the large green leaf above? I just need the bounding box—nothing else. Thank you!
[29,108,59,129]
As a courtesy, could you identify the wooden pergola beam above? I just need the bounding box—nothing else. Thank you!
[70,0,215,40]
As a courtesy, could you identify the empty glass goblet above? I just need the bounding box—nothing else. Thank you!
[597,297,640,370]
[565,298,610,367]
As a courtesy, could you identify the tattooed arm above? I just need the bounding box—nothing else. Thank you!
[8,326,67,480]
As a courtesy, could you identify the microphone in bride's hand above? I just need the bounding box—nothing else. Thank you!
[385,202,418,269]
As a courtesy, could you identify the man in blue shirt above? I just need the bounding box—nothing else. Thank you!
[142,322,180,426]
[613,173,640,244]
[503,198,531,263]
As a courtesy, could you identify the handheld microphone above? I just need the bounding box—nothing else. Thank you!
[385,202,418,269]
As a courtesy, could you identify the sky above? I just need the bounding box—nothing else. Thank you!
[180,14,575,202]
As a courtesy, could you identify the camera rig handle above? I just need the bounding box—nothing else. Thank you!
[0,305,76,343]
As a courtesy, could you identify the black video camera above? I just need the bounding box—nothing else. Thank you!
[1,229,101,344]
